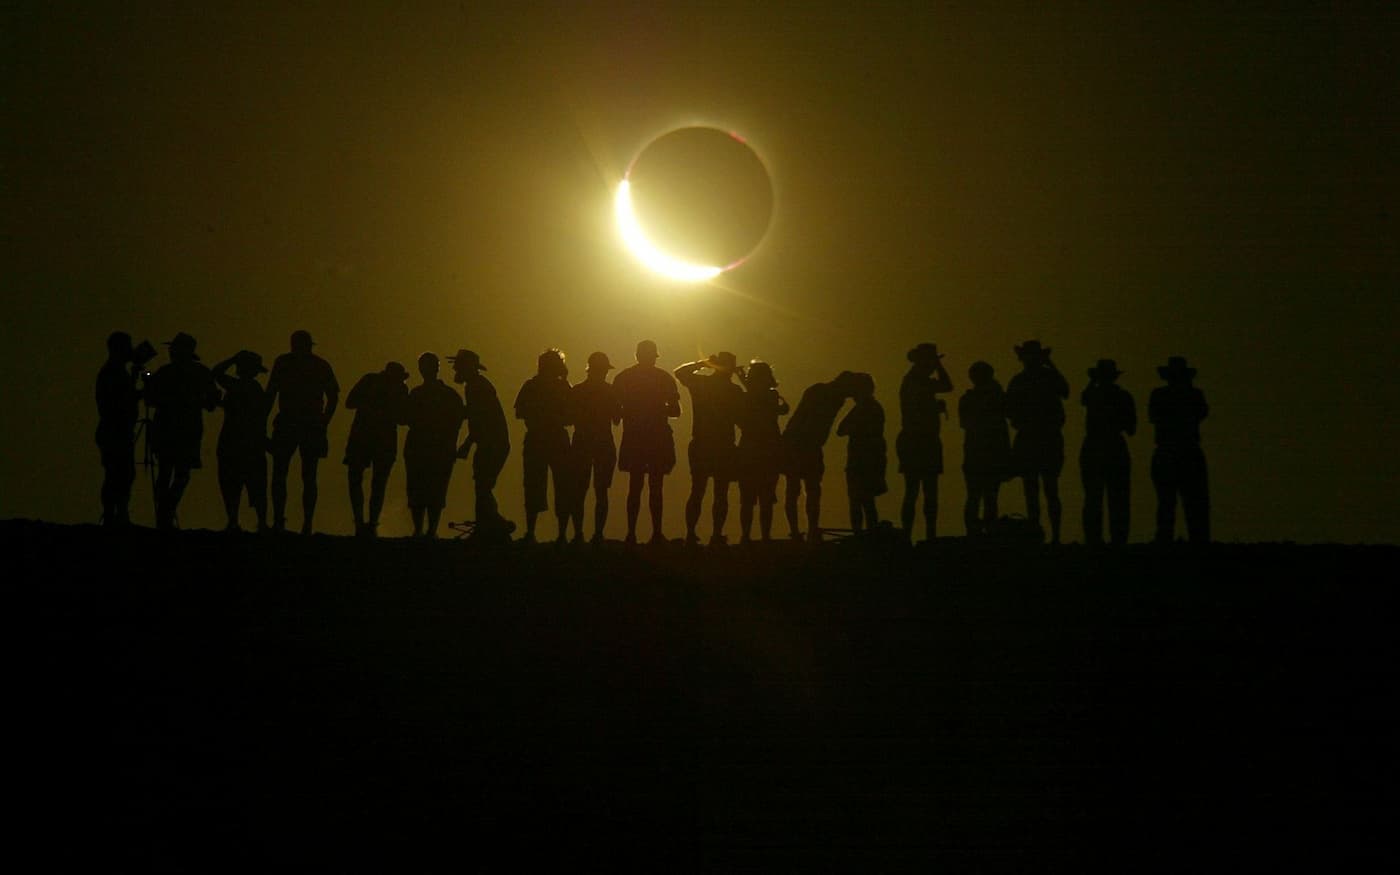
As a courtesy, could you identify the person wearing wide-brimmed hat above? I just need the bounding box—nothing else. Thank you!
[614,340,682,545]
[958,361,1011,534]
[404,352,465,538]
[1005,340,1070,543]
[568,351,623,544]
[266,330,340,535]
[1079,359,1136,546]
[145,332,220,529]
[1148,356,1210,544]
[342,361,410,538]
[896,342,954,543]
[451,348,513,541]
[735,360,789,542]
[514,349,575,544]
[674,351,745,545]
[211,349,272,532]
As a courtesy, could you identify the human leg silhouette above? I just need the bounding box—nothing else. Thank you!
[684,474,708,543]
[759,496,774,541]
[921,474,938,540]
[270,449,293,531]
[1082,464,1106,545]
[348,463,368,531]
[625,472,644,543]
[739,484,755,542]
[219,457,242,531]
[1106,465,1130,545]
[300,455,320,535]
[901,474,919,540]
[1044,473,1062,544]
[711,478,731,543]
[805,474,822,543]
[984,481,1000,531]
[963,472,980,535]
[1152,450,1178,543]
[647,472,665,543]
[1022,475,1041,528]
[247,456,268,531]
[784,474,802,540]
[1182,450,1210,544]
[368,460,390,532]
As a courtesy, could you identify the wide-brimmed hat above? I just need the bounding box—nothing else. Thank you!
[384,361,408,381]
[636,339,659,361]
[1157,356,1196,380]
[587,351,614,371]
[163,332,200,360]
[1015,339,1050,360]
[233,349,267,374]
[708,351,738,371]
[447,349,486,371]
[907,342,943,364]
[1087,359,1123,380]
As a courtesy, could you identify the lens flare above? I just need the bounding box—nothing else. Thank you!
[614,180,723,283]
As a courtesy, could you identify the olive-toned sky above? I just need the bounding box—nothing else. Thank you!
[3,2,1396,542]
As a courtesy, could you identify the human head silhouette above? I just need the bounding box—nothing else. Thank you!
[107,331,133,360]
[1088,359,1123,384]
[233,350,267,378]
[537,348,567,380]
[586,351,613,378]
[290,330,315,354]
[850,372,876,401]
[968,360,995,387]
[164,332,199,363]
[746,360,776,390]
[447,349,485,384]
[832,370,863,398]
[1015,340,1050,369]
[418,351,440,380]
[907,342,942,375]
[1157,356,1196,387]
[636,339,659,365]
[384,361,408,384]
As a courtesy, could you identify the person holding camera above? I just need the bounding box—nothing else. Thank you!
[95,331,154,527]
[897,342,954,543]
[1005,340,1070,544]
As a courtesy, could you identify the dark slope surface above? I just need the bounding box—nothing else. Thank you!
[6,521,1397,870]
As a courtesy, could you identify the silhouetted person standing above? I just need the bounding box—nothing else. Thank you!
[96,331,151,527]
[212,351,271,533]
[958,361,1010,535]
[1149,356,1210,544]
[146,332,219,530]
[343,361,409,538]
[569,351,621,544]
[736,360,788,543]
[1080,359,1136,546]
[404,352,464,538]
[515,349,574,544]
[266,330,339,535]
[837,373,887,533]
[782,371,860,543]
[675,352,744,545]
[451,349,513,540]
[897,343,954,543]
[614,340,681,545]
[1005,340,1069,543]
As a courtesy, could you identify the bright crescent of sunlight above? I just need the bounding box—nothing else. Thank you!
[614,180,723,283]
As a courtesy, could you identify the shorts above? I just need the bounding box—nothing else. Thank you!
[573,438,616,493]
[405,452,455,510]
[688,440,738,481]
[523,430,570,513]
[218,450,267,505]
[1010,429,1064,479]
[846,467,888,501]
[618,427,676,475]
[896,431,943,476]
[271,419,329,461]
[784,444,825,482]
[344,431,396,468]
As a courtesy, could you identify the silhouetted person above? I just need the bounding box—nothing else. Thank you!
[1149,356,1210,544]
[145,332,219,530]
[782,371,861,543]
[266,330,339,534]
[736,360,789,543]
[675,352,744,545]
[614,340,681,545]
[569,351,621,544]
[897,342,954,543]
[404,352,464,538]
[1080,359,1136,546]
[450,349,514,540]
[1005,340,1069,543]
[343,361,409,538]
[837,372,887,533]
[212,351,271,533]
[515,349,574,544]
[96,331,152,527]
[958,361,1010,535]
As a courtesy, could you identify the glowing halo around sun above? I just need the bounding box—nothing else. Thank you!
[613,180,724,283]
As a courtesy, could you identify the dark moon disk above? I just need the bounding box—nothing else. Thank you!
[625,126,774,269]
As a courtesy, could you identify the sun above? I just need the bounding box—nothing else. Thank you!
[613,180,723,283]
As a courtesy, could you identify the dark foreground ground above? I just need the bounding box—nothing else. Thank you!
[5,520,1398,870]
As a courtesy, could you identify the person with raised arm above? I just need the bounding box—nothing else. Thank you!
[674,351,744,546]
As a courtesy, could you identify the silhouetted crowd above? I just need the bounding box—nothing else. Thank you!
[96,330,1212,545]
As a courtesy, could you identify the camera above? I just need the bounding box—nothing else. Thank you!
[131,340,157,367]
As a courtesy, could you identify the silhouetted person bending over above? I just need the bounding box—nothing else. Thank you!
[404,352,464,538]
[266,330,339,534]
[1005,340,1069,544]
[515,348,574,544]
[212,350,271,533]
[614,340,681,545]
[451,349,514,541]
[736,360,789,542]
[1080,359,1136,546]
[569,351,622,544]
[897,342,954,543]
[146,332,219,530]
[837,372,888,533]
[343,361,409,538]
[1149,356,1210,544]
[958,361,1010,535]
[675,352,744,546]
[782,371,860,543]
[96,331,152,527]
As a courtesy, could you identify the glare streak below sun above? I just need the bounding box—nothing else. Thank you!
[614,180,723,283]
